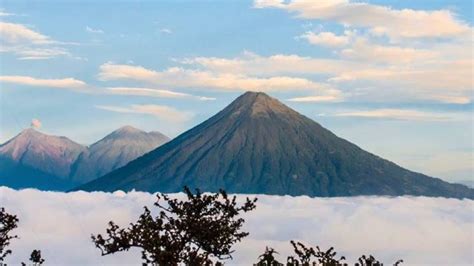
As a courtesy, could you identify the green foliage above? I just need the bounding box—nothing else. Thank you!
[92,186,257,264]
[0,207,19,262]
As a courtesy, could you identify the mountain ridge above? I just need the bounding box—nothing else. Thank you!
[0,126,169,190]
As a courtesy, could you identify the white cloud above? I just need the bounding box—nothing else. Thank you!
[98,63,158,81]
[181,52,362,76]
[0,75,87,90]
[96,104,193,123]
[300,31,349,47]
[98,62,339,94]
[0,22,74,60]
[287,94,343,103]
[86,26,104,34]
[339,38,437,64]
[0,22,52,44]
[3,47,71,60]
[179,49,472,104]
[0,9,14,16]
[328,60,472,104]
[332,108,457,122]
[2,188,473,265]
[105,87,216,101]
[254,0,471,41]
[160,28,172,34]
[30,119,42,129]
[253,0,285,8]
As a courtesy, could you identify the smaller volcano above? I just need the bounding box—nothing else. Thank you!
[70,126,169,183]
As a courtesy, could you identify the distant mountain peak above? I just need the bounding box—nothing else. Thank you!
[18,127,40,137]
[69,126,170,183]
[104,126,145,140]
[115,125,142,134]
[16,128,70,141]
[0,128,86,178]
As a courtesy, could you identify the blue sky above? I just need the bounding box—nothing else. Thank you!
[0,0,472,182]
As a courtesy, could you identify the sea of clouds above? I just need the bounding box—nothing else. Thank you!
[1,187,472,265]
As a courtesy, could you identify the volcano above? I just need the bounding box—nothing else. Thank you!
[0,128,86,190]
[76,92,473,198]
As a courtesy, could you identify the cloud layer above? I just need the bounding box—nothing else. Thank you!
[2,187,472,265]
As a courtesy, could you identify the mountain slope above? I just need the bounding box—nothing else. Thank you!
[0,156,73,190]
[76,92,473,198]
[70,126,169,183]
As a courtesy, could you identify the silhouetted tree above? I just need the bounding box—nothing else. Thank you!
[355,255,381,266]
[289,240,316,265]
[355,255,403,266]
[255,242,402,266]
[21,250,45,266]
[255,247,283,266]
[313,246,346,266]
[92,187,257,264]
[0,208,19,262]
[288,241,346,266]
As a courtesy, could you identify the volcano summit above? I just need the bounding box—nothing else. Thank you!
[77,92,473,199]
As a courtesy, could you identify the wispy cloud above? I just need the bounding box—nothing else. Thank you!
[86,26,104,34]
[98,62,339,94]
[180,45,471,104]
[105,87,216,101]
[0,22,76,60]
[0,75,87,90]
[180,52,360,75]
[338,38,437,64]
[287,95,342,103]
[251,0,472,105]
[4,47,71,60]
[0,22,53,44]
[300,31,349,47]
[332,108,458,122]
[0,9,14,16]
[96,104,194,122]
[160,28,172,34]
[254,0,470,40]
